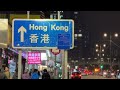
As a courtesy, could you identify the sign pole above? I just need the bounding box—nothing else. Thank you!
[18,11,30,79]
[54,55,57,79]
[61,50,65,79]
[27,11,30,19]
[18,49,22,79]
[57,11,64,79]
[50,49,60,79]
[64,50,68,79]
[57,11,68,79]
[26,11,30,71]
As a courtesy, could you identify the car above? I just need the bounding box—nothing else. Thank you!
[103,71,107,77]
[111,72,115,77]
[71,72,81,79]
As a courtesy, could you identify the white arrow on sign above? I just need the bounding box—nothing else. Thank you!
[18,26,27,42]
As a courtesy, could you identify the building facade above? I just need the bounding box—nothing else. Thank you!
[63,11,92,65]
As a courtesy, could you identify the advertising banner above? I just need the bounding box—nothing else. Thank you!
[28,52,41,64]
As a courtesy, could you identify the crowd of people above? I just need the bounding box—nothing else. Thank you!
[28,68,51,79]
[0,66,51,79]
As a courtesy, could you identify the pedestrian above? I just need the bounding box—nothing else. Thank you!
[117,70,120,79]
[22,69,30,79]
[29,69,32,77]
[114,71,117,79]
[29,68,34,77]
[4,66,10,79]
[0,69,6,79]
[9,59,16,79]
[38,70,42,79]
[31,69,39,79]
[12,69,18,79]
[42,69,50,79]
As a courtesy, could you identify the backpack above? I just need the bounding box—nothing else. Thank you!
[31,73,39,79]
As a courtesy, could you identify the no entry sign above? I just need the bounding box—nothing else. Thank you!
[50,49,60,55]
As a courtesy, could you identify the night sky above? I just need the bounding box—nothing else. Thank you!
[79,11,120,33]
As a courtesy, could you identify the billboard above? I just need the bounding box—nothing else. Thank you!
[41,53,47,61]
[0,19,8,48]
[28,52,41,64]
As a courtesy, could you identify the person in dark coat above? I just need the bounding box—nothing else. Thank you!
[42,69,50,79]
[0,69,7,79]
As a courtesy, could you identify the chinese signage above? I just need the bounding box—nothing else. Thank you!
[28,52,41,64]
[12,19,74,49]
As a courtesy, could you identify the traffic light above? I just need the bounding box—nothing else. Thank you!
[100,65,103,69]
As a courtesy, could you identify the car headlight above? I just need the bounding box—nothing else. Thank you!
[111,73,114,75]
[103,72,107,75]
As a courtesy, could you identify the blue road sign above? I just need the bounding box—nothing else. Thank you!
[12,19,74,49]
[58,34,70,49]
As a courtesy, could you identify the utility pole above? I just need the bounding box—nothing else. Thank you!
[110,33,112,68]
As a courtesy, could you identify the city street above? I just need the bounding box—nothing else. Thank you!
[0,11,120,79]
[81,75,116,79]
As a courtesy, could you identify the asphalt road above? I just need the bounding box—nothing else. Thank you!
[81,75,116,79]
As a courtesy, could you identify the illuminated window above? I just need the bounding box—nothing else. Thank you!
[74,12,78,14]
[75,34,77,37]
[78,34,82,37]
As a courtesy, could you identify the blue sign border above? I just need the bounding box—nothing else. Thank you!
[12,19,74,49]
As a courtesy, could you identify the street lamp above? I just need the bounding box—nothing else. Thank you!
[103,44,106,47]
[104,33,107,37]
[114,33,118,37]
[96,44,99,47]
[96,49,98,52]
[103,33,119,67]
[102,49,104,52]
[104,33,112,66]
[98,54,99,56]
[102,54,104,56]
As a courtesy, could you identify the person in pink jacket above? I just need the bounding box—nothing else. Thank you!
[22,70,30,79]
